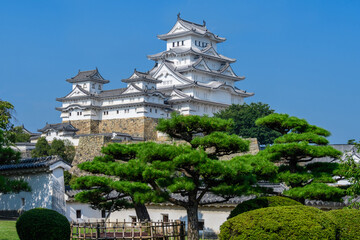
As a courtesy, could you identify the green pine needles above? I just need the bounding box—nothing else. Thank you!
[256,113,344,202]
[74,112,277,240]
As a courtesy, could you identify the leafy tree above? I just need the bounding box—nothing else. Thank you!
[338,140,360,208]
[214,102,282,145]
[31,137,51,158]
[8,126,31,143]
[0,100,31,193]
[32,138,75,163]
[256,113,344,202]
[74,113,277,240]
[32,138,76,186]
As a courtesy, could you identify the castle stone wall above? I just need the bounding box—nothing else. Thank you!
[98,117,158,140]
[63,120,100,135]
[70,135,111,176]
[65,117,159,140]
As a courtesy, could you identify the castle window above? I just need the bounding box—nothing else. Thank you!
[150,108,152,113]
[162,214,169,223]
[117,110,119,114]
[195,40,197,46]
[103,111,109,115]
[172,42,175,47]
[92,84,95,89]
[155,109,157,113]
[101,210,106,218]
[76,210,82,219]
[69,112,71,116]
[182,40,184,46]
[177,41,179,46]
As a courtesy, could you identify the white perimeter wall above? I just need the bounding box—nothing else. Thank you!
[66,202,233,234]
[0,167,67,215]
[0,172,52,212]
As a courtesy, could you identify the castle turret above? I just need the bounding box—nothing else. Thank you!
[66,68,109,94]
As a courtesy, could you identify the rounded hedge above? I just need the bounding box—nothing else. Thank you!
[16,208,70,240]
[228,196,302,219]
[326,209,360,240]
[220,205,337,240]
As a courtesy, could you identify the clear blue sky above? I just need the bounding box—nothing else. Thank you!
[1,0,359,143]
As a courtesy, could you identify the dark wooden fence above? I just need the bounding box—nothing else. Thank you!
[70,220,186,240]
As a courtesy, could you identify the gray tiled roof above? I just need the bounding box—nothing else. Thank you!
[148,47,236,63]
[66,68,110,84]
[38,122,78,133]
[122,70,162,84]
[175,57,245,82]
[0,156,69,172]
[98,88,127,98]
[157,15,226,43]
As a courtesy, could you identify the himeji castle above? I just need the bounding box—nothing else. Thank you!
[55,14,254,140]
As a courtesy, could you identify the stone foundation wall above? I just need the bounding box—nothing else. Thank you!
[63,120,100,135]
[65,117,159,140]
[98,117,158,140]
[70,135,111,176]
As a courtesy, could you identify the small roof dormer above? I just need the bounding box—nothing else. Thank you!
[122,69,161,91]
[122,69,161,84]
[66,68,109,84]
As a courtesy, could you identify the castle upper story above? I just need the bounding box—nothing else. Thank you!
[55,15,254,138]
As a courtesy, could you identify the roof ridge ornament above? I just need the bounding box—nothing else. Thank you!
[203,20,206,26]
[177,12,181,20]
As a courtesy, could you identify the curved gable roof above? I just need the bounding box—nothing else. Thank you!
[66,68,109,84]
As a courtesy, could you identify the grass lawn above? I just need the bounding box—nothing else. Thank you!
[0,221,19,240]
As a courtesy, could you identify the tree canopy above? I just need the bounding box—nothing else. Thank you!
[0,100,31,193]
[74,113,277,240]
[214,102,282,145]
[8,126,31,143]
[256,113,344,202]
[31,137,75,163]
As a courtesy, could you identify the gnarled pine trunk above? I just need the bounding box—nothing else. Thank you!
[134,203,151,221]
[186,204,199,240]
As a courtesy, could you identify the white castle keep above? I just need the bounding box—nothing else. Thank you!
[54,14,254,140]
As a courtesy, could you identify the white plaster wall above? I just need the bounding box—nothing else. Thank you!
[166,36,191,50]
[0,173,52,212]
[66,202,233,234]
[51,168,67,215]
[43,134,79,146]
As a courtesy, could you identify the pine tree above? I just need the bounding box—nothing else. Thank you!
[74,113,277,240]
[256,113,344,202]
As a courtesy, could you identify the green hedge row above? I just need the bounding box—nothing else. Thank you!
[221,205,360,240]
[221,205,336,240]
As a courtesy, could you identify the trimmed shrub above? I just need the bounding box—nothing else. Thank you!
[326,209,360,240]
[16,208,70,240]
[220,205,337,240]
[228,196,302,219]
